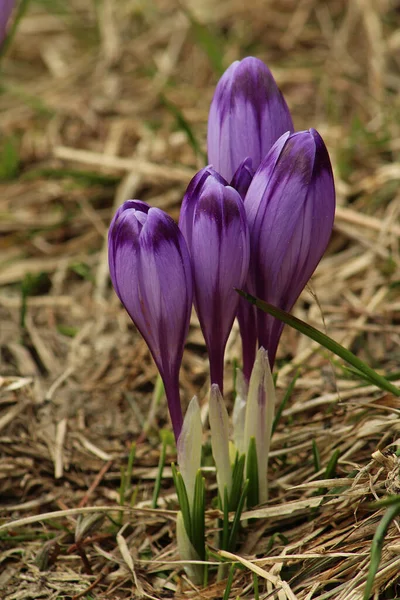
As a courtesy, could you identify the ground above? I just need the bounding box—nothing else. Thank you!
[0,0,400,599]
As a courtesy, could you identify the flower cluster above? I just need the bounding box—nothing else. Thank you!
[109,56,335,439]
[108,56,336,580]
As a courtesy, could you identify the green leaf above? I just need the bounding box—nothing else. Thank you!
[324,448,340,479]
[363,503,400,600]
[0,137,19,180]
[223,562,236,600]
[227,479,248,552]
[229,453,245,512]
[56,325,78,338]
[245,437,259,510]
[237,290,400,397]
[221,486,230,551]
[191,470,205,561]
[253,573,260,600]
[171,464,191,539]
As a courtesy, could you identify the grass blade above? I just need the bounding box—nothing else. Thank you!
[363,503,400,599]
[227,479,248,552]
[191,470,205,561]
[236,290,400,397]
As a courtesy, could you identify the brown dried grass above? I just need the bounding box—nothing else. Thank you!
[0,0,400,598]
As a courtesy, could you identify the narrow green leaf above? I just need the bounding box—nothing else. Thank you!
[0,137,19,180]
[191,470,205,561]
[368,495,400,509]
[229,453,245,512]
[272,370,299,435]
[171,464,191,538]
[253,573,260,600]
[227,479,249,552]
[246,437,259,510]
[232,358,238,400]
[223,562,236,600]
[237,290,400,397]
[221,486,230,551]
[363,504,400,600]
[325,449,340,479]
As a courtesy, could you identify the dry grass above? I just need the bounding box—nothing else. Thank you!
[1,0,400,598]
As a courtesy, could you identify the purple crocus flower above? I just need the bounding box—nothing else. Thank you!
[0,0,14,46]
[207,56,294,184]
[179,169,250,391]
[108,200,193,441]
[245,129,336,368]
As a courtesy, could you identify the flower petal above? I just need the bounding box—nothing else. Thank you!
[208,57,294,182]
[245,130,335,366]
[108,201,193,440]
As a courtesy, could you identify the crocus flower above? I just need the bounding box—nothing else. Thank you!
[108,200,193,441]
[245,129,336,367]
[207,56,294,183]
[1,0,14,46]
[179,169,250,391]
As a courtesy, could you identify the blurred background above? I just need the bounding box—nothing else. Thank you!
[1,1,400,598]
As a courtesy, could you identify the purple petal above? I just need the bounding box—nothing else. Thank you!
[181,174,250,390]
[0,0,14,45]
[208,57,294,182]
[231,157,254,199]
[245,129,335,366]
[108,201,193,440]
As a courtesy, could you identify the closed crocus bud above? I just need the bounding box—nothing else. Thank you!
[179,170,250,391]
[1,0,14,45]
[108,200,193,441]
[245,129,336,367]
[207,56,294,183]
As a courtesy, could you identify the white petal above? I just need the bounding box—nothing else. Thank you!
[209,384,232,506]
[177,396,202,508]
[244,347,275,504]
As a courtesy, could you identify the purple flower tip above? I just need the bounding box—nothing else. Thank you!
[207,57,294,183]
